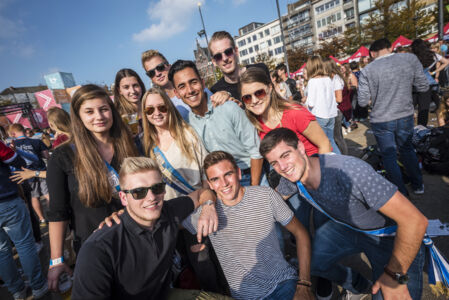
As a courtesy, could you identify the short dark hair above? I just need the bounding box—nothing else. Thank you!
[260,128,299,157]
[275,63,287,72]
[168,60,202,85]
[349,61,359,70]
[369,38,391,52]
[203,151,238,178]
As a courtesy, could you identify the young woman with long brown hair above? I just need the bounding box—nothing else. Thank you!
[46,84,138,291]
[47,107,71,148]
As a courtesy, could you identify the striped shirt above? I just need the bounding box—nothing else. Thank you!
[183,186,296,300]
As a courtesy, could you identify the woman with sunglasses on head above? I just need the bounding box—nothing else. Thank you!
[141,87,228,293]
[113,68,146,135]
[46,84,138,292]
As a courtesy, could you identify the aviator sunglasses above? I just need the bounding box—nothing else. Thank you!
[146,62,168,78]
[241,89,268,104]
[212,47,234,62]
[122,182,166,200]
[145,105,168,115]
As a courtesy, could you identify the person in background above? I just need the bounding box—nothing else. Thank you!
[271,70,292,100]
[113,68,146,135]
[47,107,71,149]
[437,90,449,127]
[0,141,48,300]
[276,63,302,103]
[46,84,139,292]
[302,56,341,154]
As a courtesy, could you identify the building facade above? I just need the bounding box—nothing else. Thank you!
[193,40,215,84]
[281,0,315,53]
[234,20,285,66]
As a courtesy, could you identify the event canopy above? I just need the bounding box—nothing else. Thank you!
[329,55,342,64]
[391,35,412,50]
[290,63,306,77]
[426,22,449,43]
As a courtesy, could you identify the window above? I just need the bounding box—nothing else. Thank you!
[265,29,270,36]
[239,49,248,56]
[275,47,283,55]
[247,37,251,43]
[315,0,340,15]
[238,40,246,47]
[271,25,280,34]
[268,50,274,56]
[346,22,355,28]
[273,36,281,44]
[343,0,352,4]
[254,45,259,51]
[253,34,257,42]
[242,59,250,65]
[268,40,272,46]
[251,57,255,63]
[317,20,321,28]
[345,8,354,19]
[337,12,341,20]
[249,47,253,53]
[259,32,264,38]
[260,42,267,49]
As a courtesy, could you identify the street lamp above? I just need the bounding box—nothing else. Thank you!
[197,2,217,82]
[275,0,290,77]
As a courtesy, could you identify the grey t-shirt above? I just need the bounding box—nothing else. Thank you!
[183,186,296,300]
[277,154,398,230]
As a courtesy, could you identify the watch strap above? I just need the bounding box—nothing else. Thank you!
[201,200,214,206]
[49,257,64,266]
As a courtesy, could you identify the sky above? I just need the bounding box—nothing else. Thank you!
[0,0,289,91]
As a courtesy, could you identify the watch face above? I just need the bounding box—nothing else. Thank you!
[398,274,409,284]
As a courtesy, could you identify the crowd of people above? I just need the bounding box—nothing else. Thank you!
[0,30,447,300]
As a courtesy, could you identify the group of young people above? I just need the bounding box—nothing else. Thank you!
[0,31,434,300]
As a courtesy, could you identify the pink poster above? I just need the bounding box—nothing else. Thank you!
[6,113,31,128]
[32,109,49,128]
[6,109,49,129]
[34,89,61,111]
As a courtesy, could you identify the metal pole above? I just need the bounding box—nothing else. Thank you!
[276,0,290,77]
[198,3,218,82]
[439,0,444,40]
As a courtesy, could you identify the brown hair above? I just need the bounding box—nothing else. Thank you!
[438,91,449,126]
[47,107,71,137]
[113,68,146,116]
[306,56,326,78]
[141,87,202,164]
[8,123,25,135]
[203,151,238,178]
[239,67,297,132]
[208,31,236,54]
[141,49,169,69]
[259,128,299,158]
[70,84,138,208]
[322,57,347,88]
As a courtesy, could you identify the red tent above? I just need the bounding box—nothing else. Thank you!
[290,63,306,77]
[329,55,342,64]
[426,34,438,43]
[391,35,412,50]
[346,46,370,62]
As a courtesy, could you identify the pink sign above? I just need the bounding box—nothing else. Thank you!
[6,113,32,128]
[32,109,49,128]
[34,89,61,111]
[6,109,49,129]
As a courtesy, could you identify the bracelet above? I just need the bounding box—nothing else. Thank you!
[296,279,312,287]
[201,199,214,206]
[49,256,64,267]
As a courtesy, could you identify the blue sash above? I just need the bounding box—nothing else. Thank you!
[296,181,449,295]
[153,146,195,195]
[105,160,120,193]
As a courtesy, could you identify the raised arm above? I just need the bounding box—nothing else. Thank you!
[187,188,218,242]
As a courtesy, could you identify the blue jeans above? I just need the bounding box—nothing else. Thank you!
[263,279,297,300]
[311,221,424,300]
[371,115,422,196]
[0,197,46,295]
[316,117,341,154]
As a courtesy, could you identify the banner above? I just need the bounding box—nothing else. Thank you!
[32,109,49,128]
[52,89,70,104]
[34,89,61,111]
[6,112,31,128]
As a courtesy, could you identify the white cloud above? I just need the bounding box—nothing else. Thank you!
[133,0,203,42]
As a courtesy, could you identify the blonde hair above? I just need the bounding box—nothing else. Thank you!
[141,87,202,163]
[119,157,161,186]
[306,56,326,78]
[208,31,236,53]
[437,91,449,126]
[141,50,168,69]
[47,107,71,136]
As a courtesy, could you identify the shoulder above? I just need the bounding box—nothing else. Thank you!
[216,100,241,114]
[211,78,227,92]
[80,223,121,257]
[245,185,277,200]
[283,104,311,117]
[48,144,74,168]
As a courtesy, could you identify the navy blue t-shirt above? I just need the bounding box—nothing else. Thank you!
[14,137,48,171]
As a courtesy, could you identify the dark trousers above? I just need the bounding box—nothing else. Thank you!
[413,88,432,126]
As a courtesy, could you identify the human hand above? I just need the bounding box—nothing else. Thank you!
[197,204,218,243]
[294,285,314,300]
[10,167,34,183]
[98,209,124,229]
[210,91,230,107]
[372,272,411,300]
[47,263,73,292]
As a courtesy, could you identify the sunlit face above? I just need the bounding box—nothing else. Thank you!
[79,98,113,135]
[119,170,165,228]
[209,38,238,75]
[173,67,206,110]
[144,93,168,128]
[265,141,307,183]
[119,76,142,104]
[144,56,170,87]
[240,82,271,117]
[206,160,243,206]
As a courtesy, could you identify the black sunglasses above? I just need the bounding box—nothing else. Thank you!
[146,63,168,78]
[212,47,234,62]
[122,182,166,200]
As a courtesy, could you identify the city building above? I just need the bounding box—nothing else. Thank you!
[281,0,315,53]
[193,39,215,85]
[234,20,285,66]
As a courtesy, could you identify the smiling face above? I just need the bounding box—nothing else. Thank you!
[144,56,170,87]
[265,141,307,183]
[78,97,113,136]
[119,170,165,229]
[172,67,206,111]
[144,93,169,129]
[240,82,271,116]
[209,38,238,76]
[119,76,142,104]
[206,160,243,206]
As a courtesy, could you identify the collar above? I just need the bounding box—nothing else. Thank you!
[122,207,169,236]
[192,95,213,120]
[15,135,26,139]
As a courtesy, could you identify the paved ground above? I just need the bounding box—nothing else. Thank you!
[1,111,448,299]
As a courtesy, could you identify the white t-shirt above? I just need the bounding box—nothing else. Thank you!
[305,76,338,118]
[333,75,344,91]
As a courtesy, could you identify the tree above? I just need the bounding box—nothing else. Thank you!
[396,0,434,39]
[314,35,348,58]
[287,47,309,72]
[254,52,277,70]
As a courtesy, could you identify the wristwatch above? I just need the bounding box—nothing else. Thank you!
[35,171,40,177]
[201,200,215,206]
[384,266,409,284]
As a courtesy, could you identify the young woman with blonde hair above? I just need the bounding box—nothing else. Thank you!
[47,107,71,148]
[46,84,138,291]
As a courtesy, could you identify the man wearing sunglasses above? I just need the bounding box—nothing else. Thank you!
[209,31,270,101]
[168,59,264,187]
[72,157,229,300]
[141,49,231,120]
[182,151,314,300]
